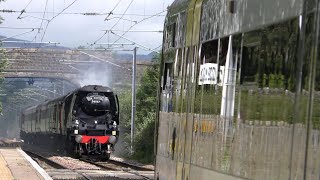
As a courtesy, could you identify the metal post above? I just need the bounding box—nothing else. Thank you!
[131,47,137,153]
[62,81,65,95]
[53,83,56,98]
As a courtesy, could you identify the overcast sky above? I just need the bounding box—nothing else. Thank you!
[0,0,174,54]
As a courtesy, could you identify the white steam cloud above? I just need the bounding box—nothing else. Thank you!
[77,63,113,88]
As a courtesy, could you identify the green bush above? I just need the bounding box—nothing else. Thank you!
[132,112,156,163]
[118,55,159,163]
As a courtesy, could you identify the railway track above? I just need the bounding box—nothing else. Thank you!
[25,149,154,180]
[80,158,153,180]
[25,150,94,180]
[25,150,67,169]
[81,157,153,171]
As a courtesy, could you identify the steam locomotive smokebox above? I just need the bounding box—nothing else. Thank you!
[81,93,111,116]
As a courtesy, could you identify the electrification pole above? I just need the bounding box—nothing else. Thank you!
[131,47,137,153]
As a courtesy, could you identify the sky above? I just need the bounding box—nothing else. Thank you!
[0,0,174,54]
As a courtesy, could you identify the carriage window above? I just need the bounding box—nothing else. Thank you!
[195,39,219,114]
[196,36,240,116]
[164,22,177,49]
[161,52,174,112]
[172,49,182,113]
[239,19,299,122]
[171,23,176,48]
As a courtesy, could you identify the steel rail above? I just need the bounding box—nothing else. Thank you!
[24,150,67,169]
[80,158,153,180]
[24,150,94,180]
[80,157,153,171]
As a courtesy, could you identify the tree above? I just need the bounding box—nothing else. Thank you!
[132,55,160,162]
[118,54,160,162]
[0,48,7,113]
[0,10,7,113]
[136,57,159,124]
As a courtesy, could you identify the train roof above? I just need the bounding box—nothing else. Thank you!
[167,0,189,17]
[78,85,113,93]
[22,85,114,114]
[164,0,305,47]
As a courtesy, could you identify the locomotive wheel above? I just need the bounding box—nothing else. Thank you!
[101,153,111,161]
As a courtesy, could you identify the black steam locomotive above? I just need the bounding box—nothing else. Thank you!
[20,85,119,159]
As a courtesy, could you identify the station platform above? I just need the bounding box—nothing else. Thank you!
[0,147,52,180]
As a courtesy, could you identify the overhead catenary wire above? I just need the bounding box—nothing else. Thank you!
[110,9,166,46]
[0,29,35,41]
[33,0,49,41]
[89,31,108,47]
[110,30,160,54]
[1,2,165,54]
[78,50,131,71]
[105,17,137,24]
[95,42,134,45]
[2,41,59,44]
[104,0,123,19]
[89,9,166,48]
[0,27,42,30]
[89,0,134,47]
[0,9,166,17]
[106,0,133,26]
[152,44,162,51]
[41,0,80,41]
[22,0,34,11]
[102,29,162,33]
[78,48,134,52]
[17,0,33,19]
[51,0,79,20]
[18,15,50,21]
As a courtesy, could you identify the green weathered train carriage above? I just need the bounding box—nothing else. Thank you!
[156,0,320,179]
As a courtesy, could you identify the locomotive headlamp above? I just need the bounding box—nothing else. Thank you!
[108,136,117,144]
[94,120,98,124]
[75,135,83,143]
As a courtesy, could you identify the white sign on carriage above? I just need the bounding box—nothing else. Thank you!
[198,63,219,85]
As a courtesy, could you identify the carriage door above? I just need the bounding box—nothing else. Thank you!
[180,45,200,180]
[172,45,197,180]
[180,0,203,179]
